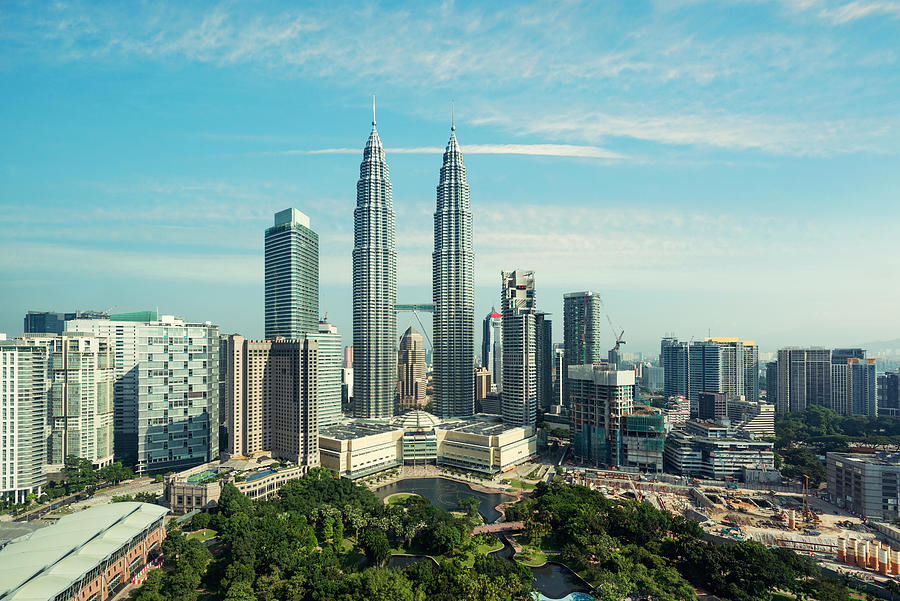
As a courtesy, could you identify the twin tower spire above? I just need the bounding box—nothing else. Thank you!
[352,102,474,420]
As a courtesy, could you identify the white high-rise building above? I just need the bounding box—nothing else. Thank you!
[0,339,49,504]
[309,319,342,428]
[352,108,397,418]
[24,334,115,467]
[67,313,219,473]
[501,270,537,427]
[433,123,475,419]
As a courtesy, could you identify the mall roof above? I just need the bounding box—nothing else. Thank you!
[0,502,168,601]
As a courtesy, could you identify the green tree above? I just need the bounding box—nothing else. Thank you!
[358,526,391,566]
[321,516,334,541]
[191,512,210,530]
[218,483,253,517]
[333,518,345,545]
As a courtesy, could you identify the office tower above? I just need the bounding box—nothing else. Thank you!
[830,349,875,417]
[661,337,690,400]
[475,367,491,407]
[776,348,831,414]
[352,111,397,418]
[569,364,636,468]
[224,335,319,465]
[698,391,726,421]
[690,338,758,403]
[535,312,553,411]
[878,371,900,416]
[563,292,604,405]
[24,334,115,467]
[553,346,565,406]
[849,358,877,416]
[643,366,664,392]
[501,270,537,427]
[482,308,502,391]
[67,313,219,473]
[308,319,342,428]
[23,310,109,335]
[343,346,353,369]
[433,123,475,419]
[265,208,319,340]
[0,339,48,504]
[831,362,848,415]
[765,361,778,404]
[398,326,427,412]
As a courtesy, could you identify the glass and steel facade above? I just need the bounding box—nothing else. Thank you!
[265,208,319,340]
[352,121,397,418]
[67,317,219,473]
[563,291,605,406]
[501,270,537,427]
[309,321,342,428]
[433,127,475,419]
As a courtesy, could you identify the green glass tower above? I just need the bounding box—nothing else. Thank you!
[265,208,319,339]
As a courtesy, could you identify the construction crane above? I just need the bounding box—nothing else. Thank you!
[597,295,626,363]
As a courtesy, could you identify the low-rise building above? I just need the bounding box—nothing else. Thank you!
[727,399,775,438]
[664,421,775,480]
[0,502,167,601]
[318,411,538,479]
[827,452,900,520]
[164,459,313,513]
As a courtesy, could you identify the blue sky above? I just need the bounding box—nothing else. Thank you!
[1,0,898,356]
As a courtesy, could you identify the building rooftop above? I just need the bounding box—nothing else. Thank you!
[0,502,168,601]
[440,414,525,437]
[392,410,442,429]
[319,421,401,440]
[830,452,900,467]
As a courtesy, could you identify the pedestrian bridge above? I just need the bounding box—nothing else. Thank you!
[472,521,525,534]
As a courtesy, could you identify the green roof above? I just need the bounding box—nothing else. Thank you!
[0,502,168,601]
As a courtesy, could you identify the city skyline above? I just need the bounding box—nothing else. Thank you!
[2,1,899,354]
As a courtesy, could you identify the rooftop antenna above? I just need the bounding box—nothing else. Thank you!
[372,94,376,126]
[451,100,455,131]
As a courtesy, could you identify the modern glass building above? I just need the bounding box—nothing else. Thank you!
[309,320,343,428]
[481,308,502,391]
[501,270,537,427]
[265,208,319,340]
[67,314,219,473]
[535,312,553,411]
[563,291,605,406]
[433,124,475,419]
[352,113,397,418]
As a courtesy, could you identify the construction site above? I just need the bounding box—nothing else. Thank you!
[569,470,900,587]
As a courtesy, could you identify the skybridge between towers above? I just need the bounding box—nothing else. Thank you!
[396,303,434,351]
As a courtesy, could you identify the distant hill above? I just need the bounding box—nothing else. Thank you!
[857,338,900,356]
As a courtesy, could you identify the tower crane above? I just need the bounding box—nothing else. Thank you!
[597,296,625,362]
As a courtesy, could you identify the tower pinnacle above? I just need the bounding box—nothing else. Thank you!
[451,101,455,131]
[372,94,376,126]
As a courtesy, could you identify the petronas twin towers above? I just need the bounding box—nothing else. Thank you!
[352,108,474,419]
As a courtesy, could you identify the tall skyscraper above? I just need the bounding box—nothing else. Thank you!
[563,292,605,405]
[689,338,758,404]
[432,123,475,419]
[398,326,427,412]
[265,208,319,340]
[776,347,831,414]
[0,338,49,504]
[501,270,537,427]
[67,313,220,472]
[309,319,343,428]
[535,312,553,411]
[765,361,778,404]
[481,308,502,391]
[878,371,900,416]
[849,358,877,416]
[661,337,690,400]
[352,110,397,418]
[223,335,319,466]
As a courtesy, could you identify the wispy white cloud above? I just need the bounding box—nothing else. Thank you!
[819,0,900,22]
[256,143,624,160]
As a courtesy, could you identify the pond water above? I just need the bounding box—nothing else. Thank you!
[492,535,592,599]
[377,478,591,599]
[374,477,513,523]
